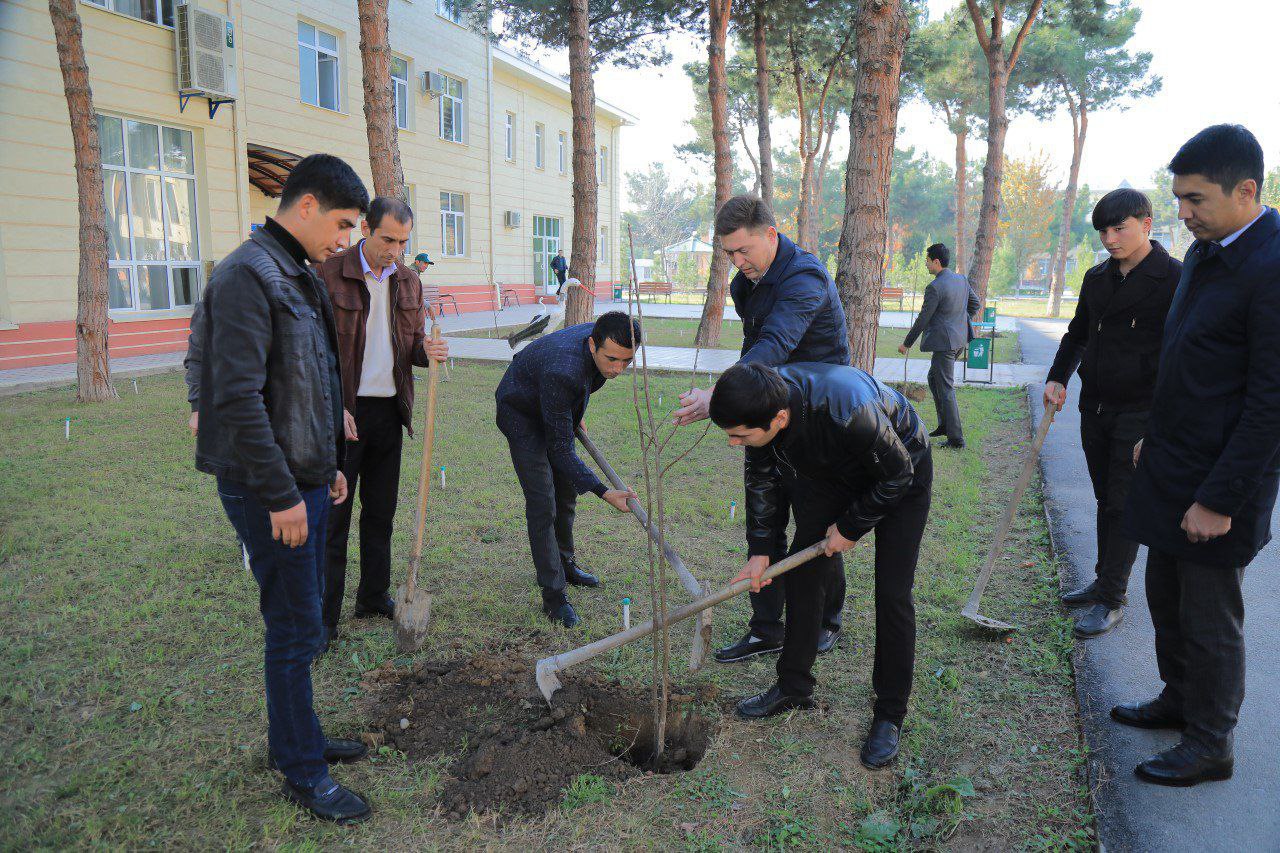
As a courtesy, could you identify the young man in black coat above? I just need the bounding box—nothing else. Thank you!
[1044,189,1181,638]
[709,362,932,770]
[1119,124,1280,787]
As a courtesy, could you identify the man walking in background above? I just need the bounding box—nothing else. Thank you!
[898,244,979,449]
[1120,125,1280,787]
[1045,188,1180,639]
[672,195,850,665]
[551,248,568,294]
[317,197,449,650]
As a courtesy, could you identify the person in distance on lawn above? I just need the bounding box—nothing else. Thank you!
[710,361,932,770]
[1044,188,1180,639]
[495,312,641,627]
[195,154,372,823]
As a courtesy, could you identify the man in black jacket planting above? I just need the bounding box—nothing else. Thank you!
[709,361,932,770]
[1044,188,1181,638]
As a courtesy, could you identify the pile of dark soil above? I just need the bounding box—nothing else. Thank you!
[360,653,719,819]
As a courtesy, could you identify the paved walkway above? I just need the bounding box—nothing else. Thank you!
[1020,318,1280,851]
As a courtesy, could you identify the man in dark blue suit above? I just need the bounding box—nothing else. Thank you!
[1120,125,1280,787]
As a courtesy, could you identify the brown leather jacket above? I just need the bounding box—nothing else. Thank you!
[316,243,431,433]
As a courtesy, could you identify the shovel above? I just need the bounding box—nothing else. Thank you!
[576,427,713,670]
[394,324,443,652]
[961,402,1056,631]
[536,541,827,704]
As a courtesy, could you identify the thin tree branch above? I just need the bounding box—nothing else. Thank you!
[1007,0,1045,70]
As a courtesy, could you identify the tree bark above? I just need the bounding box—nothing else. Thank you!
[357,0,406,201]
[565,0,598,326]
[50,0,116,402]
[1048,94,1086,319]
[954,124,968,273]
[695,0,734,348]
[964,0,1044,306]
[754,5,774,207]
[835,0,909,371]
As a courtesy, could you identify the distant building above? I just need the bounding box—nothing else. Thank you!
[660,232,714,281]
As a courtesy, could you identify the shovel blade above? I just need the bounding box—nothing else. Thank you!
[394,584,432,653]
[962,606,1018,632]
[535,658,562,705]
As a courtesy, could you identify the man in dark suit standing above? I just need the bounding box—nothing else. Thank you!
[1120,124,1280,787]
[898,244,979,449]
[1045,189,1181,639]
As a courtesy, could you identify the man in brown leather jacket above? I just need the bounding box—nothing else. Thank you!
[316,197,449,647]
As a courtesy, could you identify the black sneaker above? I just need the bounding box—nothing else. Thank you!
[282,776,371,824]
[816,628,841,655]
[353,594,395,619]
[928,426,947,438]
[714,632,783,663]
[938,439,966,450]
[735,684,816,719]
[563,556,600,588]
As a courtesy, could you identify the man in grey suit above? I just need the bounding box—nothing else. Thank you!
[898,244,979,449]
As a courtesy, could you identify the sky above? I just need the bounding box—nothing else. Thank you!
[518,0,1280,210]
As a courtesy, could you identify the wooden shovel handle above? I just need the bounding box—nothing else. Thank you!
[407,324,442,596]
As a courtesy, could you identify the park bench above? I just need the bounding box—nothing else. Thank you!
[423,282,459,317]
[501,288,521,308]
[637,281,674,302]
[881,286,905,309]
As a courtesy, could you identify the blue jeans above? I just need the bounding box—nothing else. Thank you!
[218,478,332,790]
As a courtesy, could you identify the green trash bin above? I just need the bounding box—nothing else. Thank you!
[983,306,997,324]
[967,336,991,371]
[613,285,623,300]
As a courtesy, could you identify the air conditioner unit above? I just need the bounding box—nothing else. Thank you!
[420,71,447,98]
[504,210,522,228]
[175,3,237,101]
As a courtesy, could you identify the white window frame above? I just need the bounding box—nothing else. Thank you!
[504,112,515,161]
[97,113,202,313]
[598,145,608,184]
[598,225,608,264]
[558,131,567,174]
[534,123,545,170]
[438,73,465,143]
[298,22,342,112]
[436,0,463,24]
[440,191,467,257]
[83,0,175,28]
[391,55,410,130]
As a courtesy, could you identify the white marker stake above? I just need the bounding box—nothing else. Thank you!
[440,465,447,489]
[132,379,139,394]
[64,417,70,440]
[730,500,737,520]
[622,597,631,630]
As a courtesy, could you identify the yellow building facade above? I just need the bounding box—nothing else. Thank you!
[0,0,631,368]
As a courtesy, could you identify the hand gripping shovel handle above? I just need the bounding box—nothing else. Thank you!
[536,541,828,703]
[406,324,443,600]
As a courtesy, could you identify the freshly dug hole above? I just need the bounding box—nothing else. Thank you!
[360,652,719,819]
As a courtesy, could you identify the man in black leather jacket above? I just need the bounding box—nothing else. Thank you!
[197,154,373,824]
[709,361,932,770]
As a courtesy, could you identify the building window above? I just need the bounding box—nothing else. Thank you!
[299,22,341,111]
[534,123,545,170]
[97,114,201,312]
[83,0,175,27]
[558,131,567,174]
[391,56,409,130]
[504,112,515,161]
[436,0,463,24]
[440,191,466,257]
[598,145,608,183]
[599,226,609,263]
[438,74,465,143]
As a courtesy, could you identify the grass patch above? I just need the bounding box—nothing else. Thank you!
[0,362,1086,848]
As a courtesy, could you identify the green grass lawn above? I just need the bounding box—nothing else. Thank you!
[455,317,1021,364]
[0,366,1088,849]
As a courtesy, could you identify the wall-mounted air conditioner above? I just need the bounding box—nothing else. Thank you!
[504,211,522,228]
[175,3,237,101]
[421,71,447,98]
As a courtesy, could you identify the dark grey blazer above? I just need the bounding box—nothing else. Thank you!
[903,268,980,353]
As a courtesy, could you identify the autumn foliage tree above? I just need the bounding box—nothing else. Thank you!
[997,151,1059,292]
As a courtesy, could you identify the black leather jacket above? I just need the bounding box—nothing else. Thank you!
[195,228,344,511]
[745,362,930,555]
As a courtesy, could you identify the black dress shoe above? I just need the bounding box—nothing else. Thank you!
[1135,742,1233,787]
[816,628,841,655]
[1110,697,1186,730]
[1074,604,1124,638]
[317,624,336,657]
[715,632,783,663]
[860,718,901,770]
[563,556,600,588]
[1060,581,1101,606]
[928,426,947,438]
[282,777,372,824]
[269,738,370,772]
[542,596,581,628]
[735,684,815,719]
[353,594,395,619]
[939,439,966,450]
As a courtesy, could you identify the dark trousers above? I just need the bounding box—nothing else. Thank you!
[217,477,332,790]
[1145,549,1246,757]
[508,438,577,596]
[747,479,845,643]
[777,454,932,725]
[323,396,403,628]
[1079,408,1146,608]
[927,349,963,442]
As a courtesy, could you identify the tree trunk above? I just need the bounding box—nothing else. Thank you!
[954,125,968,273]
[565,0,598,326]
[754,5,774,207]
[1048,100,1086,319]
[797,150,817,249]
[835,0,909,371]
[695,0,734,348]
[357,0,406,201]
[50,0,116,402]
